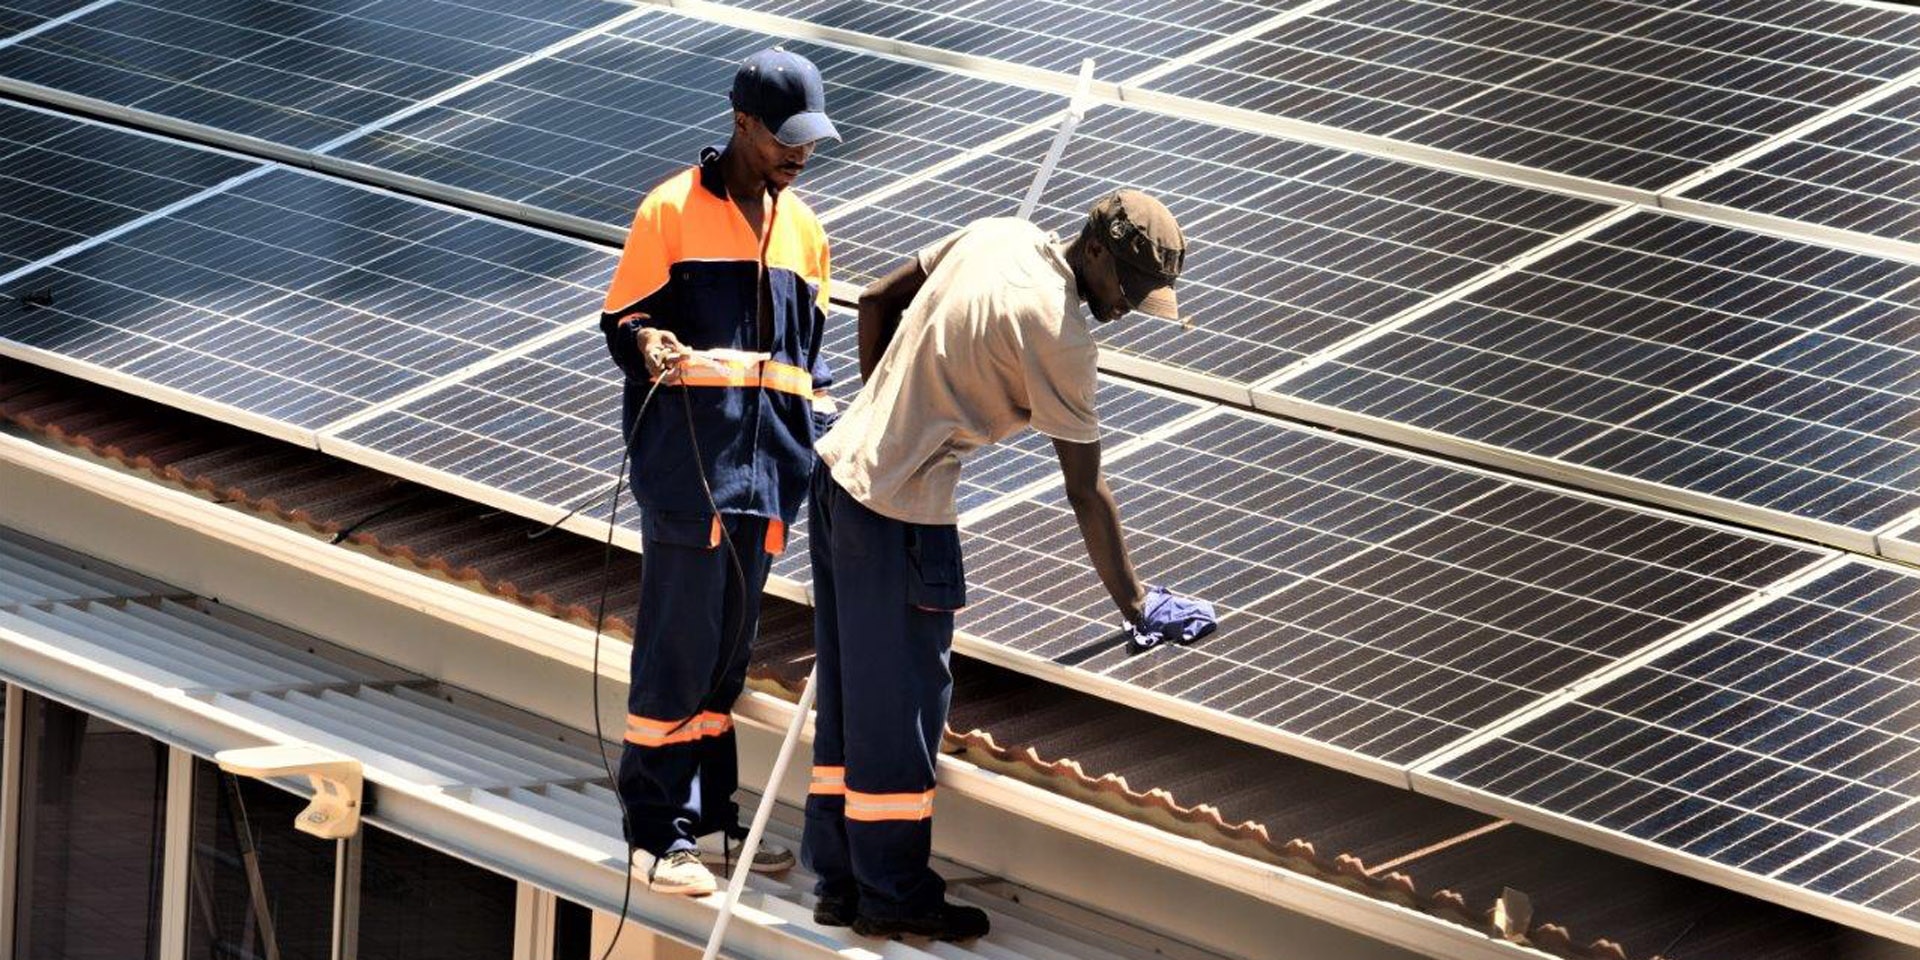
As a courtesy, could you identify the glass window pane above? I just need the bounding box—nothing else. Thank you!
[357,824,515,960]
[553,899,592,960]
[12,695,168,960]
[187,759,335,960]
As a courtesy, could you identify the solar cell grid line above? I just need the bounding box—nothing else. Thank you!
[325,10,1065,237]
[1421,559,1920,947]
[0,167,614,447]
[952,407,1823,781]
[1677,80,1920,252]
[1138,0,1920,194]
[826,102,1613,401]
[0,0,110,47]
[0,0,631,150]
[0,99,260,274]
[1272,209,1920,555]
[703,0,1292,85]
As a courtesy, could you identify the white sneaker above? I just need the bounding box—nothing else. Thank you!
[697,829,797,876]
[639,849,718,896]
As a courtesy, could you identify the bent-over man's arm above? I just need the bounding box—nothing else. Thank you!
[1053,437,1147,624]
[855,257,927,381]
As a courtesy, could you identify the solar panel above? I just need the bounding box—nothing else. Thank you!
[1142,0,1920,192]
[957,408,1823,779]
[0,168,612,443]
[1426,559,1920,944]
[830,104,1611,392]
[713,0,1288,82]
[1276,211,1920,550]
[0,0,628,149]
[0,101,258,273]
[1682,83,1920,247]
[327,11,1063,231]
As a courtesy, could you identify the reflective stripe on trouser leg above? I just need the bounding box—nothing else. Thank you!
[618,513,771,856]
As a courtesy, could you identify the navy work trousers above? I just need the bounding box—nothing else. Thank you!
[801,467,965,921]
[618,510,773,856]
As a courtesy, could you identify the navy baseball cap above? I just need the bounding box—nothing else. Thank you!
[730,48,840,146]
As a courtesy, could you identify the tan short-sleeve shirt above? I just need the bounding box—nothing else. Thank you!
[815,218,1099,525]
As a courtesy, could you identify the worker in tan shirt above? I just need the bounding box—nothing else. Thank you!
[801,190,1217,942]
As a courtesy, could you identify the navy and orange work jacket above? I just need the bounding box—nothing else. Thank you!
[600,148,834,533]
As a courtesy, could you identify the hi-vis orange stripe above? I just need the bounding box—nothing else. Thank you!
[845,787,935,822]
[809,765,846,796]
[655,354,815,400]
[625,711,732,748]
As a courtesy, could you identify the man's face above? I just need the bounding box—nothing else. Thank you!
[733,111,817,191]
[1081,237,1137,323]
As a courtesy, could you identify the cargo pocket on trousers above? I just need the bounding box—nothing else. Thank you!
[905,524,966,612]
[641,510,722,550]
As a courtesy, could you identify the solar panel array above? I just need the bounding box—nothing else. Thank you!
[0,101,258,272]
[0,0,629,149]
[1274,212,1920,547]
[717,0,1289,81]
[1427,560,1920,935]
[327,12,1064,230]
[1141,0,1920,193]
[0,167,612,441]
[960,409,1824,776]
[8,0,1920,946]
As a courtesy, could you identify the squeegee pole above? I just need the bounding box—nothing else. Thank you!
[701,668,818,960]
[1017,58,1097,222]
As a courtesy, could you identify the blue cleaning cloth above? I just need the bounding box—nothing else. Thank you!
[1126,585,1217,651]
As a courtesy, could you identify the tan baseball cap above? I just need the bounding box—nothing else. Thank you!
[1089,189,1185,322]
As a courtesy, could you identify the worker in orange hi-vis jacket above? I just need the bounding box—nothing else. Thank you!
[598,47,839,899]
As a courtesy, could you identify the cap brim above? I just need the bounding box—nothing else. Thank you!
[773,112,840,146]
[1116,262,1178,322]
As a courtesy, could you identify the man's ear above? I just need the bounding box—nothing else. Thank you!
[732,109,753,138]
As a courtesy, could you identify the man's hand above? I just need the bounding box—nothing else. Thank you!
[631,321,688,378]
[1053,438,1148,624]
[1127,585,1217,652]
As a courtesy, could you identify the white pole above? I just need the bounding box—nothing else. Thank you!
[700,670,818,960]
[1016,58,1097,222]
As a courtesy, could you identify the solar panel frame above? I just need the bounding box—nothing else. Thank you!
[1414,556,1920,950]
[947,406,1828,785]
[1257,208,1920,559]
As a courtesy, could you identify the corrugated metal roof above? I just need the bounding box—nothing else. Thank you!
[0,529,165,603]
